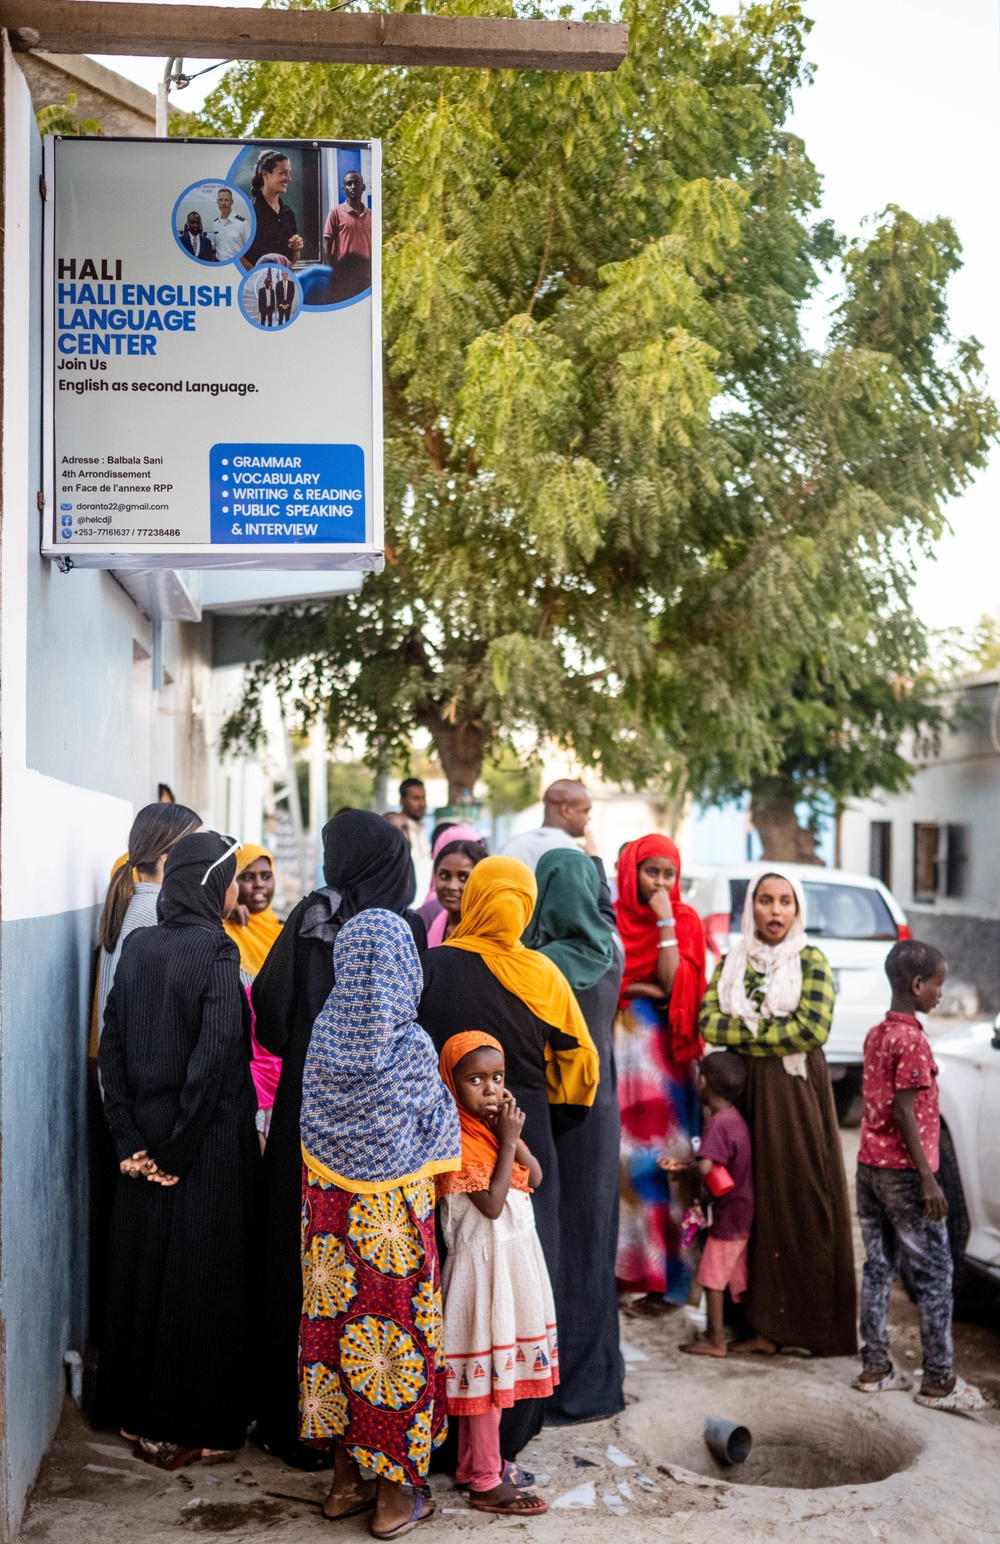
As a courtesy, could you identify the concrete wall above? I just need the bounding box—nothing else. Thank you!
[840,674,1000,1011]
[0,46,220,1537]
[17,52,158,136]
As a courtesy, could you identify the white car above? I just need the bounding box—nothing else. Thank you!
[682,862,911,1125]
[932,1018,1000,1309]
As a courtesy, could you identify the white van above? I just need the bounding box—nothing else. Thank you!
[682,862,911,1125]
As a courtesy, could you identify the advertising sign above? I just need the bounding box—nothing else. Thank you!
[42,136,382,570]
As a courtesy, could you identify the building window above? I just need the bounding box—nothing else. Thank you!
[869,822,892,887]
[912,823,969,902]
[944,824,969,898]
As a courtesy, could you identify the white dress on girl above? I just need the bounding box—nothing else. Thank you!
[440,1188,558,1415]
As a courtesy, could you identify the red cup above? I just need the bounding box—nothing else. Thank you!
[705,1163,734,1197]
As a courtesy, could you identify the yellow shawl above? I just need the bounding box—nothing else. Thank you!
[223,843,282,978]
[445,855,599,1110]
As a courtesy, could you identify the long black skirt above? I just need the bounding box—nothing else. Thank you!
[547,956,624,1424]
[93,1116,258,1450]
[742,1048,857,1356]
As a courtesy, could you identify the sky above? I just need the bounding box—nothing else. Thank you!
[93,0,1000,636]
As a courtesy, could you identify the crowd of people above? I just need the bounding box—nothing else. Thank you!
[87,774,982,1537]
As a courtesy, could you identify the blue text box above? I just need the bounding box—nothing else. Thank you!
[210,443,365,544]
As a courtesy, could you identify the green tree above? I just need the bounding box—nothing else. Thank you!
[35,93,102,137]
[212,0,996,826]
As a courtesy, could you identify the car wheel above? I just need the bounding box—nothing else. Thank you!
[833,1072,864,1129]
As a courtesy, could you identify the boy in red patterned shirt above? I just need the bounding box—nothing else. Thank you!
[853,939,986,1413]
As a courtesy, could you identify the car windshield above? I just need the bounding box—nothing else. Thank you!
[729,880,898,941]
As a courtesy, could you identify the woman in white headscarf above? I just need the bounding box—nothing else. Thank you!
[701,869,856,1357]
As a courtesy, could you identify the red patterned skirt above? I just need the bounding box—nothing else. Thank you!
[298,1167,447,1485]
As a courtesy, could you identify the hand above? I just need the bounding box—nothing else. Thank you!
[288,234,304,256]
[921,1173,948,1222]
[626,981,667,1002]
[148,1171,179,1187]
[226,902,251,927]
[581,822,599,858]
[120,1149,154,1179]
[495,1090,526,1148]
[657,1154,693,1173]
[648,889,674,924]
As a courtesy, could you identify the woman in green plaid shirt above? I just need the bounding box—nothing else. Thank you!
[701,870,857,1357]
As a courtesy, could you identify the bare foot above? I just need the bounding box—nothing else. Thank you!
[738,1335,777,1355]
[372,1476,427,1535]
[681,1336,727,1358]
[323,1443,377,1519]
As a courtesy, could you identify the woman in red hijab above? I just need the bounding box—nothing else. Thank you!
[614,835,706,1316]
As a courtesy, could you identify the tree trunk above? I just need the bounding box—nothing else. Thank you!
[421,710,485,805]
[749,776,824,865]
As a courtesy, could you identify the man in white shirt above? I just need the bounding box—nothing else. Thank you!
[501,779,595,872]
[210,186,249,263]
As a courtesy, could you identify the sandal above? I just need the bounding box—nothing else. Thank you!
[370,1492,434,1540]
[852,1368,914,1394]
[200,1450,239,1465]
[914,1375,991,1414]
[501,1461,535,1486]
[132,1439,201,1471]
[468,1483,547,1516]
[622,1295,680,1319]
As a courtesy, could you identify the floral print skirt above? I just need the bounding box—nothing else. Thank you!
[299,1167,447,1485]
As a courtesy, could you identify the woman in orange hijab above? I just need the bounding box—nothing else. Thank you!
[224,845,283,1142]
[418,856,598,1460]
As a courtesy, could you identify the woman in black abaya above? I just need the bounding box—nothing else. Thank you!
[523,847,625,1424]
[251,810,426,1466]
[95,832,258,1467]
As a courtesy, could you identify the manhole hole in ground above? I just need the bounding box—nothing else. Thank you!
[625,1385,923,1490]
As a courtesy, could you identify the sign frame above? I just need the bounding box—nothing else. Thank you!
[41,134,384,571]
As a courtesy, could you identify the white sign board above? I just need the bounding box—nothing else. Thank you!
[42,136,382,570]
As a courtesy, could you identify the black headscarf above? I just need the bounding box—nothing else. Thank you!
[158,831,238,931]
[300,810,416,944]
[324,809,415,913]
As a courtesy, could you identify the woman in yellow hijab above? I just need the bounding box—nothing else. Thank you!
[224,844,283,1140]
[418,854,599,1460]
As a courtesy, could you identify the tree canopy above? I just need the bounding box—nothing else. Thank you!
[211,0,997,837]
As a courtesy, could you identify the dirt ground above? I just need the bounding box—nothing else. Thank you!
[20,1130,1000,1544]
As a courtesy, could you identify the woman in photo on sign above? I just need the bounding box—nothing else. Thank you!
[700,869,857,1357]
[243,150,304,270]
[297,910,459,1537]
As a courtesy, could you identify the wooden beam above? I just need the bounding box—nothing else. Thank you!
[2,0,628,71]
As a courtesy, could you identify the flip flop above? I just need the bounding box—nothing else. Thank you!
[370,1492,434,1540]
[132,1439,201,1471]
[501,1461,535,1486]
[468,1485,547,1516]
[852,1368,914,1394]
[322,1494,377,1522]
[914,1375,991,1414]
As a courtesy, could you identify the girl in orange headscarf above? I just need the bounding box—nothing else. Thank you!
[437,1033,552,1518]
[224,844,283,1142]
[614,835,706,1317]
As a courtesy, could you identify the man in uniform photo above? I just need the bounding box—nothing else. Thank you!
[210,187,249,263]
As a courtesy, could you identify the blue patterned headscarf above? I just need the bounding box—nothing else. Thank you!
[300,909,460,1190]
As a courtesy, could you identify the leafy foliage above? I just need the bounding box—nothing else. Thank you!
[35,93,102,137]
[210,0,997,816]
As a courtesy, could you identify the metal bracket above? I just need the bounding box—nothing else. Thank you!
[56,556,74,574]
[38,175,47,200]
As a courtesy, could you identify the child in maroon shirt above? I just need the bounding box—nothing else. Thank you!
[663,1051,752,1358]
[854,939,986,1413]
